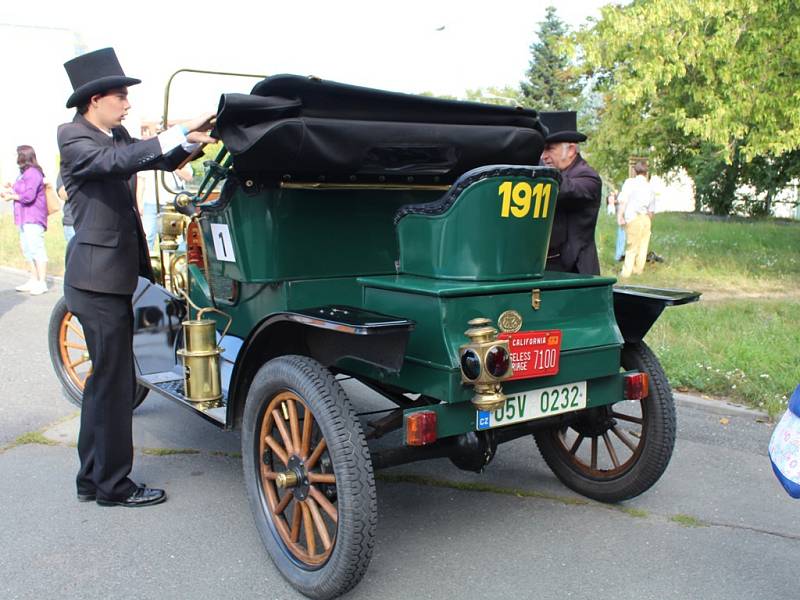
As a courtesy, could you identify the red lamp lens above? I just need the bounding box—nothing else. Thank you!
[624,373,650,400]
[486,346,510,378]
[406,411,437,446]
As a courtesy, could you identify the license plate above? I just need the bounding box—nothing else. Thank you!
[476,381,587,430]
[498,330,561,380]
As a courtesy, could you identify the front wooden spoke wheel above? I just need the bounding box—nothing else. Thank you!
[554,400,647,478]
[58,311,92,391]
[258,391,337,567]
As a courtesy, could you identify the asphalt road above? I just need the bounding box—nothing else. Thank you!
[0,268,795,600]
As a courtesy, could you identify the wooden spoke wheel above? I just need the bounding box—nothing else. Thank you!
[258,390,338,566]
[242,355,376,600]
[48,296,148,409]
[534,341,676,503]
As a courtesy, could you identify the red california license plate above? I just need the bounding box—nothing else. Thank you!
[498,330,562,380]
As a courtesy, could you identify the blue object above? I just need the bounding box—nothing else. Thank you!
[768,384,800,498]
[615,225,626,262]
[476,411,491,430]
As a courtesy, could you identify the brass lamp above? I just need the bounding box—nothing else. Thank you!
[459,318,513,411]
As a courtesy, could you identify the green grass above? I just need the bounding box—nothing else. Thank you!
[141,447,200,456]
[670,513,706,528]
[647,299,799,416]
[596,212,800,294]
[2,431,59,452]
[596,212,800,416]
[0,213,67,276]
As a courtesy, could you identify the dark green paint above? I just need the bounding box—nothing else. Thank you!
[397,175,559,280]
[187,171,629,435]
[406,373,625,439]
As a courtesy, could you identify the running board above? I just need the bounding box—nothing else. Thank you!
[138,371,227,427]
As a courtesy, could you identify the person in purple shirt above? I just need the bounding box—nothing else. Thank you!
[1,145,49,295]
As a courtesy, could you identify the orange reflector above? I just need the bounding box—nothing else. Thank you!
[624,373,650,400]
[405,411,438,446]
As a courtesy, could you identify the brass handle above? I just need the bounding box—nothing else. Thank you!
[197,306,233,341]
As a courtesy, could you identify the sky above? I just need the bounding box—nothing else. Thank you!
[0,0,617,180]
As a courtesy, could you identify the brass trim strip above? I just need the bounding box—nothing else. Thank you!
[279,182,450,191]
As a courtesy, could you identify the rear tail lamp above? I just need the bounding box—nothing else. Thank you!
[460,349,481,380]
[186,221,204,268]
[485,345,511,378]
[624,373,650,400]
[406,411,437,446]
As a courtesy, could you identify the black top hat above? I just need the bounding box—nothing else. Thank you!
[63,48,141,109]
[538,111,587,143]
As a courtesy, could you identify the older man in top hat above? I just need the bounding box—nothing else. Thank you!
[539,111,602,276]
[58,48,215,507]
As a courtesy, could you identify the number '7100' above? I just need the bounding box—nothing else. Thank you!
[498,181,552,219]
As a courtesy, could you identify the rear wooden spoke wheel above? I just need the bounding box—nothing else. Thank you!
[258,391,338,566]
[534,341,676,502]
[59,310,93,392]
[552,400,646,478]
[48,296,148,409]
[242,355,376,600]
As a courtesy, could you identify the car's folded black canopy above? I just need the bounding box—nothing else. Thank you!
[214,74,546,184]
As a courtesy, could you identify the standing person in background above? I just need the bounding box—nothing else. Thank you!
[57,173,75,244]
[617,160,656,278]
[606,190,617,217]
[59,47,216,508]
[612,190,627,262]
[539,111,602,275]
[137,162,193,251]
[0,145,49,295]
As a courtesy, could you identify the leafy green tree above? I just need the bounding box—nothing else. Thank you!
[520,6,582,112]
[578,0,800,214]
[464,85,525,106]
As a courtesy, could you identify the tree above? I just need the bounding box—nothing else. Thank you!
[463,85,526,106]
[577,0,800,213]
[520,6,582,112]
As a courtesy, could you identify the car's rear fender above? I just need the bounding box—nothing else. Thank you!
[613,285,701,343]
[226,306,414,429]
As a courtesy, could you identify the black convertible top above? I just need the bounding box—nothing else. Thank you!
[214,74,546,184]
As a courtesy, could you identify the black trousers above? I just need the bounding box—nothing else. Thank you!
[64,284,137,500]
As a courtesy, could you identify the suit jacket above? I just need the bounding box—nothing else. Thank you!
[57,114,190,294]
[547,154,602,275]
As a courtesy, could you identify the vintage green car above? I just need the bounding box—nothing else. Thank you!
[49,74,698,600]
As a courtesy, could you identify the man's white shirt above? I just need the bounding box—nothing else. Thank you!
[618,175,656,223]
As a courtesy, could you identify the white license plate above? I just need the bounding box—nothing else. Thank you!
[476,381,587,430]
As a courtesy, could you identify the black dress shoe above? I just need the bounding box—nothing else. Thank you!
[77,491,96,502]
[96,486,167,508]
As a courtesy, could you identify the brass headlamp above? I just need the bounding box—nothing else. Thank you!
[459,317,513,411]
[157,204,189,251]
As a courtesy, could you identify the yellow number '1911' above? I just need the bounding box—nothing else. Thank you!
[499,181,552,219]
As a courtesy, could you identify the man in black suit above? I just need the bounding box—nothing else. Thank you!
[539,111,602,275]
[58,48,215,507]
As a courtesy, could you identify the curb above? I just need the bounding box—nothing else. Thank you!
[1,265,64,284]
[674,391,769,419]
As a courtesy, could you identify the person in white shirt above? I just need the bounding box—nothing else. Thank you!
[617,160,656,277]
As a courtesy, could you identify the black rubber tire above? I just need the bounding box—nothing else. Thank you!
[241,355,377,600]
[48,295,148,409]
[534,341,676,503]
